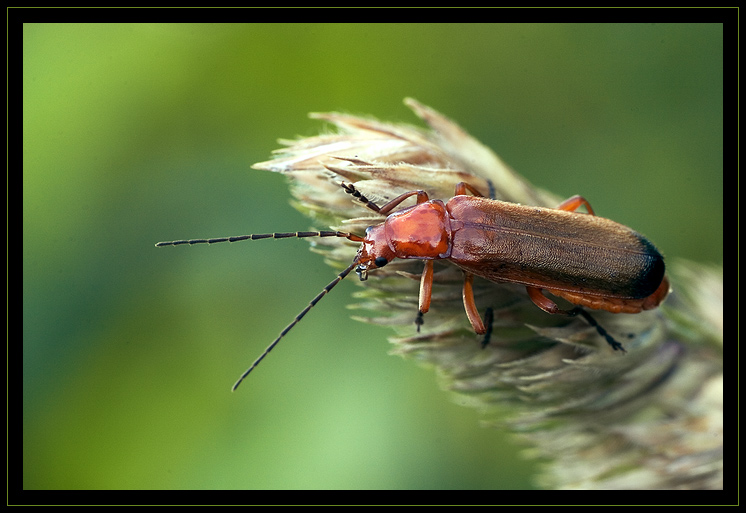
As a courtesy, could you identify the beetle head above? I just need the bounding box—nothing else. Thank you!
[354,224,395,281]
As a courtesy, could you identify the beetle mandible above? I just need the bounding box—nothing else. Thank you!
[156,181,669,391]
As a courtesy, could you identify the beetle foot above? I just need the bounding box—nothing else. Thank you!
[415,311,424,332]
[480,307,494,348]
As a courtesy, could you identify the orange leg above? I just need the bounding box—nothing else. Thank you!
[556,195,595,215]
[526,286,626,352]
[526,286,575,315]
[454,182,486,197]
[416,260,434,332]
[378,190,430,214]
[462,272,487,335]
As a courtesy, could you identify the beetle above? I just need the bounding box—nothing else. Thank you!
[156,181,669,391]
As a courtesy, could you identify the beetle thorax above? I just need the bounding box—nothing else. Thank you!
[384,200,452,260]
[354,200,453,281]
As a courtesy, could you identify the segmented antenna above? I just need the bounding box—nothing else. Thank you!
[340,182,383,213]
[155,229,365,390]
[155,230,362,247]
[230,260,358,391]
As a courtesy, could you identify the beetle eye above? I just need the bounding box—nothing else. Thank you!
[374,257,388,268]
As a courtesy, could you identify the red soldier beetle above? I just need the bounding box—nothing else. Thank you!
[157,181,669,391]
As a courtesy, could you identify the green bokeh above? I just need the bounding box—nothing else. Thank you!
[23,23,722,490]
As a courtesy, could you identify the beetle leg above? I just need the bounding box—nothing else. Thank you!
[454,182,486,197]
[570,308,626,353]
[378,190,430,215]
[486,179,496,199]
[462,272,487,335]
[556,195,595,215]
[481,307,494,348]
[526,286,571,315]
[416,260,434,332]
[526,286,626,352]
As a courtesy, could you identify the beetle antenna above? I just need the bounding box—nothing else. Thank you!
[231,260,359,391]
[156,230,363,247]
[339,182,383,213]
[156,229,365,389]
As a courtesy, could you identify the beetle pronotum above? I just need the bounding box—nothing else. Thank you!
[157,181,669,391]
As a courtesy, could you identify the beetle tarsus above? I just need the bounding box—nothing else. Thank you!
[415,311,424,332]
[481,307,494,348]
[569,307,627,353]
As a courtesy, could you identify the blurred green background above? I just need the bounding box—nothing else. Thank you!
[23,24,722,490]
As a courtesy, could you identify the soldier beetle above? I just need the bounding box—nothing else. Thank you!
[157,181,669,391]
